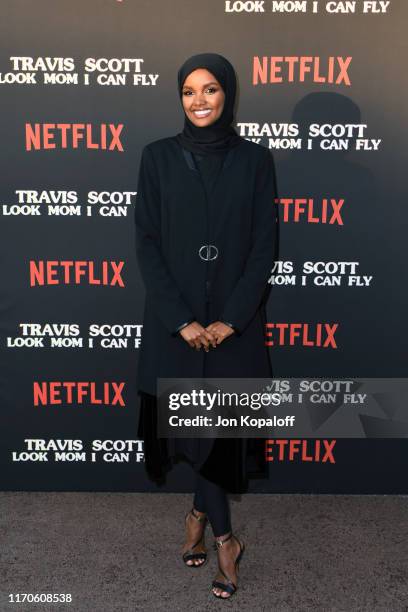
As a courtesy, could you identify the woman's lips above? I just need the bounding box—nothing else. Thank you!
[192,109,212,118]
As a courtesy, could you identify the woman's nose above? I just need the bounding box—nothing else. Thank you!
[194,93,206,105]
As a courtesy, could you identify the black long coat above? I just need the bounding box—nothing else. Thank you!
[134,136,278,492]
[135,136,278,391]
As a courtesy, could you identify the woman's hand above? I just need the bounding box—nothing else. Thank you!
[205,321,235,345]
[179,321,217,351]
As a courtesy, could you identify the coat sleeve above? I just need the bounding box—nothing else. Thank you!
[220,148,278,335]
[135,145,196,335]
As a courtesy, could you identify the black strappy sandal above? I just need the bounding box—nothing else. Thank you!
[181,508,208,568]
[211,532,245,599]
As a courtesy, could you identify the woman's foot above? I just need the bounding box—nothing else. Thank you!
[212,532,245,598]
[181,508,208,567]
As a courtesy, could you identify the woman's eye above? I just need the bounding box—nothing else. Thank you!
[182,88,218,96]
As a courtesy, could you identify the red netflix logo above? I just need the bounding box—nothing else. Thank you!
[265,439,336,463]
[29,261,125,287]
[25,123,124,151]
[277,198,344,224]
[253,56,352,85]
[33,382,125,406]
[265,323,338,348]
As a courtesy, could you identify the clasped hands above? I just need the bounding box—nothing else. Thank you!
[179,321,234,351]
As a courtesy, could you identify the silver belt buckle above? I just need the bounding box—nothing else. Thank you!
[199,244,218,261]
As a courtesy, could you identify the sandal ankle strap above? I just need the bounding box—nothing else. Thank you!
[190,508,207,523]
[214,531,233,549]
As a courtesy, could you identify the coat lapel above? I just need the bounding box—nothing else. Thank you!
[181,146,236,172]
[181,145,238,198]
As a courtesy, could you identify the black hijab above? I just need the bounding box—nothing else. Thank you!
[175,52,243,155]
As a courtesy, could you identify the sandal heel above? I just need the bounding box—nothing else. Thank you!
[211,533,245,599]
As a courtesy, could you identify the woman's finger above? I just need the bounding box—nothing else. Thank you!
[193,335,202,350]
[201,329,216,351]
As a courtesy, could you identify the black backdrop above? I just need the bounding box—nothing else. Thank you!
[0,0,406,493]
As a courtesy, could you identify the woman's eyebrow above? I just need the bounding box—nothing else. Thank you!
[183,81,219,90]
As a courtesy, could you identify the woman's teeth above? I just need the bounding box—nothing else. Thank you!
[193,109,212,118]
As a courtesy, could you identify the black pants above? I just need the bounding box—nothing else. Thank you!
[193,469,232,537]
[138,390,232,536]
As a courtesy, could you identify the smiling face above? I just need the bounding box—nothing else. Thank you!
[181,68,225,127]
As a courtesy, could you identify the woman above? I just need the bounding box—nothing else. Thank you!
[135,52,278,599]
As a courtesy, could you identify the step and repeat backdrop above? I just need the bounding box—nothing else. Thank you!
[0,0,406,493]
